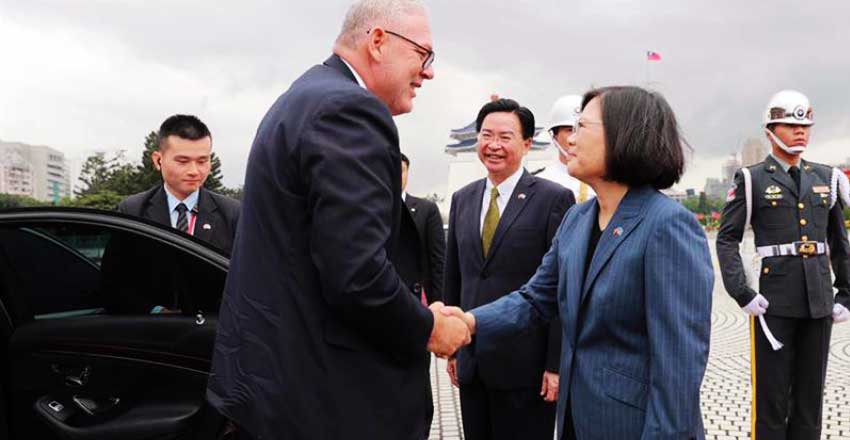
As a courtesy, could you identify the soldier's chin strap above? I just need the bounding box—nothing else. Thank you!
[765,128,806,155]
[550,134,570,159]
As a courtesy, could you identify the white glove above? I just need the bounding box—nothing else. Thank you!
[743,294,769,316]
[833,304,850,323]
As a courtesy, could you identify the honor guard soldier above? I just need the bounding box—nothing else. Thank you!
[717,90,850,440]
[535,94,595,202]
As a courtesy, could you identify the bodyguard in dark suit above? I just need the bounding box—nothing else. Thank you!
[100,115,239,315]
[207,3,471,439]
[401,153,446,304]
[444,99,574,440]
[446,87,713,440]
[717,90,850,440]
[118,184,239,255]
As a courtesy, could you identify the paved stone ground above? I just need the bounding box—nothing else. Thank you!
[428,235,850,439]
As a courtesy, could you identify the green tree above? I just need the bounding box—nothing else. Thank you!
[0,193,44,208]
[204,152,225,192]
[135,131,163,191]
[76,153,121,197]
[61,191,124,211]
[219,185,243,200]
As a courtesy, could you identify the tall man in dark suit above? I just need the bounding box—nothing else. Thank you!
[444,99,575,440]
[207,2,471,439]
[101,115,239,315]
[401,152,445,304]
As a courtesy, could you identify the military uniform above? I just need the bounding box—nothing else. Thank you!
[717,154,850,440]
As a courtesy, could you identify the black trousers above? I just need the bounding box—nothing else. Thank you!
[460,374,556,440]
[751,315,832,440]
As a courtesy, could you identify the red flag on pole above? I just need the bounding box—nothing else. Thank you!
[646,51,662,61]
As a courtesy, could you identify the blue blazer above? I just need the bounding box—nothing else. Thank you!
[207,55,434,440]
[444,170,574,389]
[472,186,713,440]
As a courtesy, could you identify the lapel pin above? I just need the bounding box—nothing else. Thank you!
[203,223,212,230]
[410,207,416,212]
[613,226,623,237]
[518,193,526,200]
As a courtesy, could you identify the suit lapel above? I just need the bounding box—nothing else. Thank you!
[193,189,219,242]
[580,186,651,305]
[765,155,799,197]
[146,186,173,227]
[483,171,535,265]
[565,204,595,341]
[469,180,487,265]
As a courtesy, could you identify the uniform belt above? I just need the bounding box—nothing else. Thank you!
[756,241,826,257]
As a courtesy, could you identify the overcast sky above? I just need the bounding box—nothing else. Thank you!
[2,0,850,197]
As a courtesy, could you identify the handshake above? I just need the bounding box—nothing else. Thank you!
[426,302,476,358]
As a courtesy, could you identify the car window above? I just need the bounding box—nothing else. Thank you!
[0,221,226,321]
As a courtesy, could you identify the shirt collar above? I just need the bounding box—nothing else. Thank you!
[164,185,200,214]
[769,153,794,173]
[340,57,366,89]
[401,192,407,202]
[485,167,524,198]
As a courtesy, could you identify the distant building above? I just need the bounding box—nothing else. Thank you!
[661,188,687,203]
[704,177,728,200]
[0,140,71,202]
[741,138,768,167]
[722,153,741,183]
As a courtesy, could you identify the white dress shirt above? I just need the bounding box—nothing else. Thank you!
[340,57,366,89]
[480,167,524,234]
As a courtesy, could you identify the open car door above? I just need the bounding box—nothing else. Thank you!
[0,208,228,440]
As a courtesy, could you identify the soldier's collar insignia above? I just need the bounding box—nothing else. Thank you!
[767,165,777,173]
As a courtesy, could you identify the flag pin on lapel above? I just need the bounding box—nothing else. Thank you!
[518,193,526,200]
[203,224,212,230]
[613,226,623,237]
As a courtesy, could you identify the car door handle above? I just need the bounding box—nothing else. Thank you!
[51,364,91,388]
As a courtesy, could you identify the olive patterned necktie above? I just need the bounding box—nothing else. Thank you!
[481,187,500,257]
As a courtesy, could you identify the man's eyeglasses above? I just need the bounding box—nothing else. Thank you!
[372,29,435,70]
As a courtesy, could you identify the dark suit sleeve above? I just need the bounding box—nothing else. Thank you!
[443,193,460,307]
[303,94,433,359]
[828,196,850,308]
[424,200,445,303]
[643,209,713,438]
[545,188,574,373]
[716,169,758,307]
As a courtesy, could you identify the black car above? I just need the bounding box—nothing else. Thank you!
[0,208,229,440]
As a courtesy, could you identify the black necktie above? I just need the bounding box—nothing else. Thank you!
[789,166,801,192]
[175,203,189,232]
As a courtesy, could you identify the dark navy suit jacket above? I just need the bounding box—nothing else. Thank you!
[472,186,713,440]
[445,170,574,389]
[207,55,434,440]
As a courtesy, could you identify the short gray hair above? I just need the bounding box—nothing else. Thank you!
[336,0,427,48]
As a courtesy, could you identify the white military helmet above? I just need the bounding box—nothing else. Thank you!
[763,90,814,127]
[763,90,814,155]
[547,94,583,132]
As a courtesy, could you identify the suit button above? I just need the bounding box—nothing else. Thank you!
[763,267,770,274]
[771,201,777,207]
[802,235,809,241]
[800,219,808,226]
[798,203,805,209]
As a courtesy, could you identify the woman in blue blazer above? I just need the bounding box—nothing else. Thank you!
[445,86,714,440]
